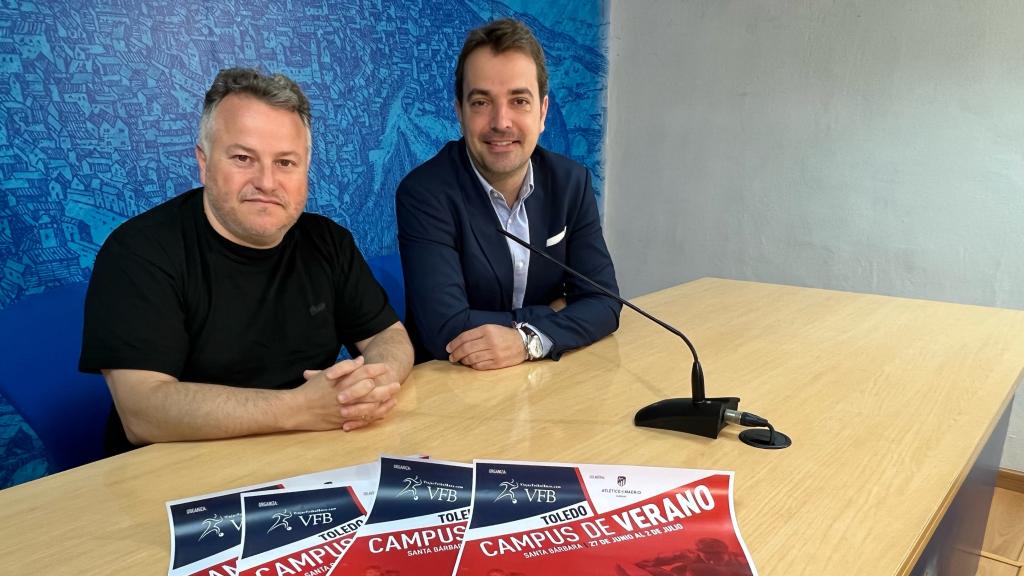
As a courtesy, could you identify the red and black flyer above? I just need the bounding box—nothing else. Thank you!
[236,483,372,576]
[326,456,473,576]
[451,460,757,576]
[166,481,282,576]
[166,461,379,576]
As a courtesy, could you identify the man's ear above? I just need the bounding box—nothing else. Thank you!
[539,95,549,134]
[195,145,207,185]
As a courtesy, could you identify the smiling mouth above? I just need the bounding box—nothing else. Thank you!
[485,140,519,148]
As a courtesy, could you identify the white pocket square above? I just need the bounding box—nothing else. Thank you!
[546,227,567,247]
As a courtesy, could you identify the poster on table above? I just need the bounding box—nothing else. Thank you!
[166,460,380,576]
[166,481,283,576]
[327,456,473,576]
[451,460,757,576]
[235,483,372,576]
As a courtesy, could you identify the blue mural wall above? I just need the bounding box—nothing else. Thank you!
[0,0,607,308]
[0,1,608,486]
[0,399,47,487]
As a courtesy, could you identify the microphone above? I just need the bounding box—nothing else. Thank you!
[497,227,790,448]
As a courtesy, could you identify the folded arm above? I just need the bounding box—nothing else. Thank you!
[511,173,621,359]
[103,356,370,445]
[106,323,413,444]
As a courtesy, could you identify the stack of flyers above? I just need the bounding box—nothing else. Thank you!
[236,483,373,576]
[452,460,757,576]
[280,461,381,491]
[166,482,282,576]
[165,461,380,576]
[166,457,759,575]
[327,456,473,575]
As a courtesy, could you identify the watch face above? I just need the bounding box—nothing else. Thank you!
[527,336,543,359]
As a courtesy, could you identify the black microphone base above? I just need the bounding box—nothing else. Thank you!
[739,428,792,449]
[633,397,740,439]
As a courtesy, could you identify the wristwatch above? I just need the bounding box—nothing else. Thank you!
[515,322,544,361]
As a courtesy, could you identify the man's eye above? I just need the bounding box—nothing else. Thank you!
[470,100,488,108]
[232,155,252,164]
[513,98,530,107]
[276,159,296,167]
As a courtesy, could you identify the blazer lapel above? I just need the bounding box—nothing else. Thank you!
[524,161,554,304]
[456,140,514,308]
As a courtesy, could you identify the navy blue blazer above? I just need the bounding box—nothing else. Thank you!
[396,139,621,363]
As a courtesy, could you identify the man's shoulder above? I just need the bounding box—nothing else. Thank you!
[294,211,352,241]
[291,212,358,263]
[399,140,465,193]
[104,188,201,249]
[532,145,588,179]
[531,146,592,207]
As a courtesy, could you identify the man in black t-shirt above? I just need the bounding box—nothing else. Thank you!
[79,68,413,453]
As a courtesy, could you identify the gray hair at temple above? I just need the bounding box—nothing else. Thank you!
[197,67,313,153]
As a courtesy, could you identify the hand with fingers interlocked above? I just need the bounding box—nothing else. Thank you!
[302,355,402,431]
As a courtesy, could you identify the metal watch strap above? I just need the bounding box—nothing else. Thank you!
[514,323,529,360]
[515,322,543,361]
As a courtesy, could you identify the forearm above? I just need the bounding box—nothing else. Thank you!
[517,296,622,359]
[104,369,305,445]
[423,309,517,360]
[356,322,414,383]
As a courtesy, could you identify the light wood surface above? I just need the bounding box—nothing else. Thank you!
[976,554,1022,576]
[2,277,1023,575]
[999,468,1024,494]
[982,487,1024,566]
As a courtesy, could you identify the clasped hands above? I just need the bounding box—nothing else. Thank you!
[301,356,400,432]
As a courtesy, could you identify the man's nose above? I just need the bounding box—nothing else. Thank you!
[253,162,275,190]
[490,102,511,131]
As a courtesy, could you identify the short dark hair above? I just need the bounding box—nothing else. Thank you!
[198,67,312,151]
[454,18,548,102]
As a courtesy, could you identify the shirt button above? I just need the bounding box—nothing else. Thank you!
[516,261,524,270]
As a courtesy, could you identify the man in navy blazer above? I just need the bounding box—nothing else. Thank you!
[397,18,621,369]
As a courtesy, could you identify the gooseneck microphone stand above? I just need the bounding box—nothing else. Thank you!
[498,227,790,448]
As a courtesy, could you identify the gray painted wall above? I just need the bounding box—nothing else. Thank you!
[605,0,1024,470]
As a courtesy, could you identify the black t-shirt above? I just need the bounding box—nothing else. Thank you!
[80,188,398,453]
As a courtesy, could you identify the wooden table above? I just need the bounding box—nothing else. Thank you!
[2,278,1022,575]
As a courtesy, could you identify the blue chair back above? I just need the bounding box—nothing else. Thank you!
[0,282,111,473]
[367,252,405,322]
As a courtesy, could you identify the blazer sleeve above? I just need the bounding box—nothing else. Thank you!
[515,170,622,359]
[397,177,516,360]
